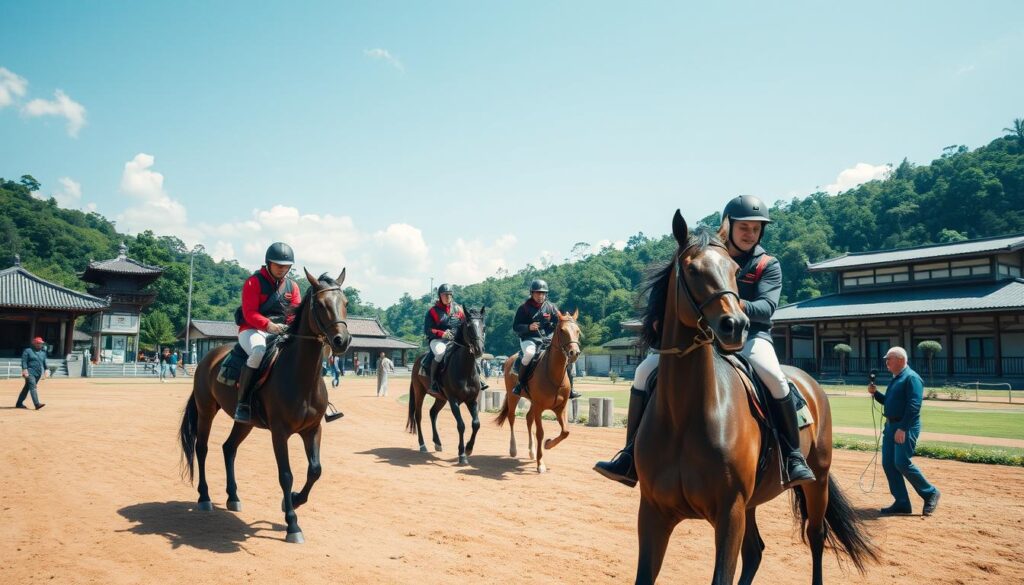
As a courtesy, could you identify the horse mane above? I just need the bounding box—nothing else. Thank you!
[285,273,340,336]
[638,226,721,349]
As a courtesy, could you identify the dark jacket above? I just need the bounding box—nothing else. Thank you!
[424,301,465,341]
[872,366,924,432]
[735,245,781,342]
[21,346,48,378]
[513,299,560,344]
[239,266,302,333]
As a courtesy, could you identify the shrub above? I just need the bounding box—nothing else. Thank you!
[609,371,619,384]
[946,387,966,401]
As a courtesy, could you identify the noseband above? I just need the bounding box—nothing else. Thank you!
[654,244,741,358]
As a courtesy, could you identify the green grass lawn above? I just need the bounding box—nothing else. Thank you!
[574,387,1024,441]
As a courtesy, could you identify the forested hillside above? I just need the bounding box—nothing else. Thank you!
[3,121,1022,355]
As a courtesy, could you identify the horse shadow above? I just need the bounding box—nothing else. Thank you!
[117,501,286,553]
[454,455,531,481]
[354,447,443,468]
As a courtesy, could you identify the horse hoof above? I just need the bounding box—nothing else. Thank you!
[544,439,553,449]
[510,447,517,458]
[434,443,443,452]
[227,500,242,512]
[458,454,469,465]
[197,501,214,512]
[419,444,427,453]
[538,464,547,474]
[285,532,305,544]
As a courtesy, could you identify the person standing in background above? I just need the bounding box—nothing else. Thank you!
[376,352,395,397]
[16,337,48,410]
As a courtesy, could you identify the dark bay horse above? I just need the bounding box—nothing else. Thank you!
[633,211,876,584]
[406,306,486,465]
[179,269,351,543]
[494,310,581,473]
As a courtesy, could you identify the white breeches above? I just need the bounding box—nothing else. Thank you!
[520,340,539,365]
[740,337,790,399]
[633,352,659,392]
[238,329,268,368]
[429,339,448,363]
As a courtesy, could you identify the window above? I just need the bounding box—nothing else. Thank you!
[999,264,1022,278]
[866,339,889,368]
[966,337,994,368]
[842,265,909,288]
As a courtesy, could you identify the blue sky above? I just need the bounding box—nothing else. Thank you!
[2,1,1022,305]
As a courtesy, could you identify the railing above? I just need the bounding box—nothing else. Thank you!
[786,356,1024,379]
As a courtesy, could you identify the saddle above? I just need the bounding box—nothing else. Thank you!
[216,336,285,425]
[417,345,459,394]
[516,341,551,394]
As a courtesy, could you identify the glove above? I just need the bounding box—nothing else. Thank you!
[442,330,454,341]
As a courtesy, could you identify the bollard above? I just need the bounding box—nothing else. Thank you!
[602,397,615,427]
[567,398,578,423]
[588,397,603,427]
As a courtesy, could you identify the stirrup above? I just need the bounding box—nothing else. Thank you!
[233,404,253,425]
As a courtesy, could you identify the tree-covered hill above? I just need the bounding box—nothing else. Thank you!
[2,120,1022,355]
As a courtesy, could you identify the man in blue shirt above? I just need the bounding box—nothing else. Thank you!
[869,346,940,516]
[16,337,48,410]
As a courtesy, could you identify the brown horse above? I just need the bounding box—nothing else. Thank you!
[632,211,876,584]
[179,269,351,543]
[406,306,487,465]
[494,310,581,473]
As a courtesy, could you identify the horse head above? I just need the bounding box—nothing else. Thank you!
[462,306,486,358]
[556,309,582,363]
[302,268,352,355]
[670,209,748,352]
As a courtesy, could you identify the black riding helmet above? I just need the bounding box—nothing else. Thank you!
[265,242,295,266]
[437,283,454,299]
[722,195,771,251]
[530,279,549,293]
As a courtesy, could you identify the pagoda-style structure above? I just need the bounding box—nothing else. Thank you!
[79,242,163,363]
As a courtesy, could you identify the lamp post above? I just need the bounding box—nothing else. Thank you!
[184,244,205,366]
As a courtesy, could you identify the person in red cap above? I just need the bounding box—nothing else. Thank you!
[16,337,48,410]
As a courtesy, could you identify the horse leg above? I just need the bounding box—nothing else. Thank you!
[429,396,445,452]
[413,383,428,452]
[737,508,765,585]
[448,398,469,465]
[222,421,254,512]
[543,403,570,451]
[803,479,829,585]
[636,495,679,585]
[195,409,215,511]
[532,405,546,473]
[526,405,536,460]
[291,424,323,510]
[465,399,480,458]
[271,428,303,543]
[506,392,521,457]
[710,497,747,585]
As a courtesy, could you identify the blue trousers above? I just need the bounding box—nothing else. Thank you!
[882,422,938,506]
[16,374,42,408]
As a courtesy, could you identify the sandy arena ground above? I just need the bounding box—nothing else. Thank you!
[1,376,1022,584]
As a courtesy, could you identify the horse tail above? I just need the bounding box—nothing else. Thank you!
[494,396,509,427]
[405,378,417,434]
[792,474,879,573]
[178,391,199,484]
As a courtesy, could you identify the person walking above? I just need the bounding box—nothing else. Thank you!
[16,337,48,410]
[376,352,395,397]
[169,351,179,378]
[159,347,171,383]
[869,346,941,516]
[331,355,342,387]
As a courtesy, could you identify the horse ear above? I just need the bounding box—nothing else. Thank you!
[572,308,579,320]
[304,267,319,288]
[672,209,688,246]
[336,268,346,286]
[480,305,486,316]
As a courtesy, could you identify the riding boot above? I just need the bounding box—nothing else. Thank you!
[233,365,258,424]
[568,371,580,400]
[511,355,525,396]
[476,361,489,391]
[593,386,648,487]
[429,359,444,395]
[770,390,816,489]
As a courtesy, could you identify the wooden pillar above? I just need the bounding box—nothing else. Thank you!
[784,325,793,364]
[859,324,866,372]
[29,313,37,342]
[945,317,954,377]
[994,315,1003,377]
[813,322,820,373]
[63,318,75,355]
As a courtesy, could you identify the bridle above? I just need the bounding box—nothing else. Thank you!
[653,243,741,358]
[451,313,485,358]
[553,318,581,362]
[286,285,348,350]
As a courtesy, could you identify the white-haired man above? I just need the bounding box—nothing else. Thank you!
[868,346,940,516]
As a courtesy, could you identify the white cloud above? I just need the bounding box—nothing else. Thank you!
[956,64,976,76]
[33,176,82,207]
[0,67,27,108]
[595,239,627,251]
[444,234,518,283]
[117,153,198,241]
[824,163,891,194]
[22,89,87,137]
[364,48,405,72]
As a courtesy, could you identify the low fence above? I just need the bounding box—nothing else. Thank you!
[475,391,620,427]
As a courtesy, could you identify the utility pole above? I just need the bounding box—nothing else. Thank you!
[184,244,205,366]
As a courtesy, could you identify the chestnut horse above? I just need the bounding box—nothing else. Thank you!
[632,212,876,584]
[179,269,351,543]
[406,306,487,465]
[494,310,581,473]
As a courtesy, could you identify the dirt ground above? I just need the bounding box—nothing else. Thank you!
[1,376,1022,584]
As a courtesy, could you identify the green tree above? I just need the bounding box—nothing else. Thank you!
[917,340,943,384]
[140,311,177,350]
